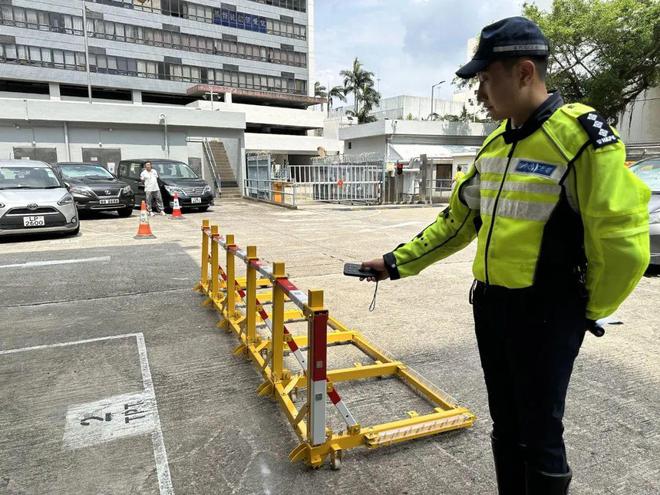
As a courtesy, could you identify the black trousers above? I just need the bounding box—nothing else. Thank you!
[472,280,586,473]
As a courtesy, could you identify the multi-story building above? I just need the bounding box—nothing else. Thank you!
[0,0,338,191]
[0,0,312,102]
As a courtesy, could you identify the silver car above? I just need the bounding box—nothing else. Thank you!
[630,157,660,266]
[0,159,79,236]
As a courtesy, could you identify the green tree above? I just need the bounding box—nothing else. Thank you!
[340,58,382,123]
[524,0,660,124]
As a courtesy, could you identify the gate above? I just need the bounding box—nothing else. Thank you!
[245,152,272,201]
[288,153,384,205]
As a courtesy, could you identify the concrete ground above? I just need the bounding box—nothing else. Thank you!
[0,200,658,495]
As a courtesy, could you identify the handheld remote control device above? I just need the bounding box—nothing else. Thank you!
[343,263,378,278]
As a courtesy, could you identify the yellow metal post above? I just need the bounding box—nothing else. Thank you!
[200,219,209,289]
[271,261,286,382]
[210,225,219,301]
[246,245,258,345]
[226,234,236,318]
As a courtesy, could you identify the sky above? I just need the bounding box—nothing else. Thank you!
[313,0,553,102]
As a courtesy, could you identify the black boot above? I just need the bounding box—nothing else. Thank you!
[491,433,526,495]
[525,466,572,495]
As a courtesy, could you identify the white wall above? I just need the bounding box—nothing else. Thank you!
[618,87,660,145]
[370,95,466,121]
[244,133,342,154]
[343,135,386,157]
[0,122,244,166]
[0,97,245,129]
[189,100,324,129]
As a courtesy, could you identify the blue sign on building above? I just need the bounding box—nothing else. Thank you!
[212,8,269,34]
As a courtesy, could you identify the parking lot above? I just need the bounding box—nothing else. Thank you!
[0,200,658,494]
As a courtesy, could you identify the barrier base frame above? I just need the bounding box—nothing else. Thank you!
[197,280,476,469]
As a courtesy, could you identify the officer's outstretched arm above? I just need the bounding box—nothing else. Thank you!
[383,170,480,280]
[574,142,650,320]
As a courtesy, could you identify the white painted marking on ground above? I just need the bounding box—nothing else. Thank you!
[0,256,110,269]
[135,333,174,495]
[0,333,174,495]
[0,333,138,355]
[63,391,156,449]
[358,221,424,233]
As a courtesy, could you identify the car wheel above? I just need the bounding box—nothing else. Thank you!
[117,207,133,218]
[68,224,80,236]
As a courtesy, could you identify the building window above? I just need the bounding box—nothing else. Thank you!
[0,41,307,95]
[248,0,306,13]
[2,5,308,66]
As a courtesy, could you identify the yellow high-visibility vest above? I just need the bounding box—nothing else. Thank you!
[384,95,650,320]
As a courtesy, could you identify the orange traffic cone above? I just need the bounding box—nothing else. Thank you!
[134,200,156,239]
[170,192,184,220]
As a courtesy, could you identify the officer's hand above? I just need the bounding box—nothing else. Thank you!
[586,319,605,337]
[360,258,389,282]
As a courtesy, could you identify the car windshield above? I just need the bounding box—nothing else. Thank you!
[151,162,198,179]
[60,165,114,180]
[0,166,61,189]
[630,159,660,191]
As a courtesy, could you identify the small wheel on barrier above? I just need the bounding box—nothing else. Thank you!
[289,389,298,403]
[330,452,342,470]
[260,348,269,360]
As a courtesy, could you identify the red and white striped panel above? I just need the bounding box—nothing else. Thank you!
[328,387,358,427]
[308,309,328,445]
[218,256,358,428]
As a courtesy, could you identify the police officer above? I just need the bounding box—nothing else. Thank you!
[361,17,650,495]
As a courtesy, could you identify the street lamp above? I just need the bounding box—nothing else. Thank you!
[430,80,445,119]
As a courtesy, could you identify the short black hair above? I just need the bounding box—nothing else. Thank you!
[501,55,548,81]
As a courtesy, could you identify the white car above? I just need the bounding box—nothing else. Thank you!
[630,157,660,267]
[0,159,79,236]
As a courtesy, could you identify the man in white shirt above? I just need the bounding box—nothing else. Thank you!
[140,161,165,216]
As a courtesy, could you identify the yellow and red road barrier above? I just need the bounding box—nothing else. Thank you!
[194,219,475,469]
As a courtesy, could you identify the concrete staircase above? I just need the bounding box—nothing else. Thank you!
[208,140,242,199]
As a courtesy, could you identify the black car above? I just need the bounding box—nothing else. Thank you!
[116,159,214,212]
[52,162,135,217]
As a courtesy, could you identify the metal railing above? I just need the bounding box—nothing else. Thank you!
[288,161,383,205]
[199,138,221,196]
[423,178,453,204]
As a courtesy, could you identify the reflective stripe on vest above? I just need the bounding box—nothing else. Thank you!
[472,120,574,288]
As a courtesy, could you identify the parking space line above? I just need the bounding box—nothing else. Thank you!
[0,256,110,269]
[135,332,174,495]
[358,221,425,233]
[0,332,136,355]
[0,333,174,495]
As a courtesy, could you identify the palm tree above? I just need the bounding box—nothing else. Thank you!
[314,81,328,112]
[346,85,381,123]
[314,81,327,98]
[339,58,381,123]
[327,85,346,116]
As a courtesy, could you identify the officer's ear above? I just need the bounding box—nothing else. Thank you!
[517,59,536,86]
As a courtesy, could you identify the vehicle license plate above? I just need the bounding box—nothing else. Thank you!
[100,198,119,205]
[191,197,202,204]
[23,216,45,227]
